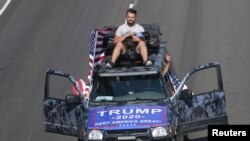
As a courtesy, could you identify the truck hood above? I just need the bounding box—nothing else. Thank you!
[88,104,168,130]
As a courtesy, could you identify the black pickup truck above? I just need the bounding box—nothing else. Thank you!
[43,24,228,141]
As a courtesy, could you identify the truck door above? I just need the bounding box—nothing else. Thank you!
[174,62,228,135]
[43,70,87,137]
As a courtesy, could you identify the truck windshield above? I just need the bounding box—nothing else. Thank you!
[90,74,167,102]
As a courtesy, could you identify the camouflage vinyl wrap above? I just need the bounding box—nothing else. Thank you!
[176,90,226,123]
[43,99,86,136]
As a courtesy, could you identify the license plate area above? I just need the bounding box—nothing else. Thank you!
[117,136,136,140]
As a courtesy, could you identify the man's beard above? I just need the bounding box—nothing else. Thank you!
[127,20,135,26]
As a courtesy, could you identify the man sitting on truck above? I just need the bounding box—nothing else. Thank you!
[105,8,152,68]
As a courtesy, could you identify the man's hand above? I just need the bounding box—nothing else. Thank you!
[165,53,172,63]
[162,52,172,76]
[131,35,141,42]
[114,32,134,44]
[124,31,134,38]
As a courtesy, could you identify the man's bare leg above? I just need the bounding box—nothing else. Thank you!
[111,42,126,64]
[136,41,148,63]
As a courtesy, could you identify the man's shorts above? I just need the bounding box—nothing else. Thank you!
[122,47,140,60]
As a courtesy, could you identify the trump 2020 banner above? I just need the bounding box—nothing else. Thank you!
[88,105,168,130]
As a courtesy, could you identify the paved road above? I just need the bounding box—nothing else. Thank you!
[0,0,6,8]
[0,0,250,141]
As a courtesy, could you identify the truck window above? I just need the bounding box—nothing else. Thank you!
[90,74,168,102]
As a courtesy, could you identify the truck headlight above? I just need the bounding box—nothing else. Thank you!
[88,130,103,140]
[151,127,167,137]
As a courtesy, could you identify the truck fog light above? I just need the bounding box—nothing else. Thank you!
[88,130,103,140]
[151,127,167,137]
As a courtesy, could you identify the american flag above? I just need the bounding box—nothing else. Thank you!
[72,28,112,99]
[168,71,187,91]
[87,28,112,83]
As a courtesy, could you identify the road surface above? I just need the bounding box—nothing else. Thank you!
[0,0,250,141]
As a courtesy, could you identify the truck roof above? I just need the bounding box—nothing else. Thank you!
[98,66,160,77]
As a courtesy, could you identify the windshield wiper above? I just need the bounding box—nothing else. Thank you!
[95,98,162,103]
[132,97,162,101]
[94,99,128,104]
[113,100,128,104]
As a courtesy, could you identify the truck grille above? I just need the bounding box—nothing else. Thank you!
[104,129,151,141]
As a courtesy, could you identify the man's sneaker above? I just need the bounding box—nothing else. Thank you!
[144,60,152,66]
[105,62,115,69]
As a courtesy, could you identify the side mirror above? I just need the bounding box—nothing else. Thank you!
[179,89,193,100]
[65,94,81,104]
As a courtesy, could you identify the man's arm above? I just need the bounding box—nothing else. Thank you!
[114,32,134,44]
[131,35,142,42]
[162,62,171,76]
[162,53,172,76]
